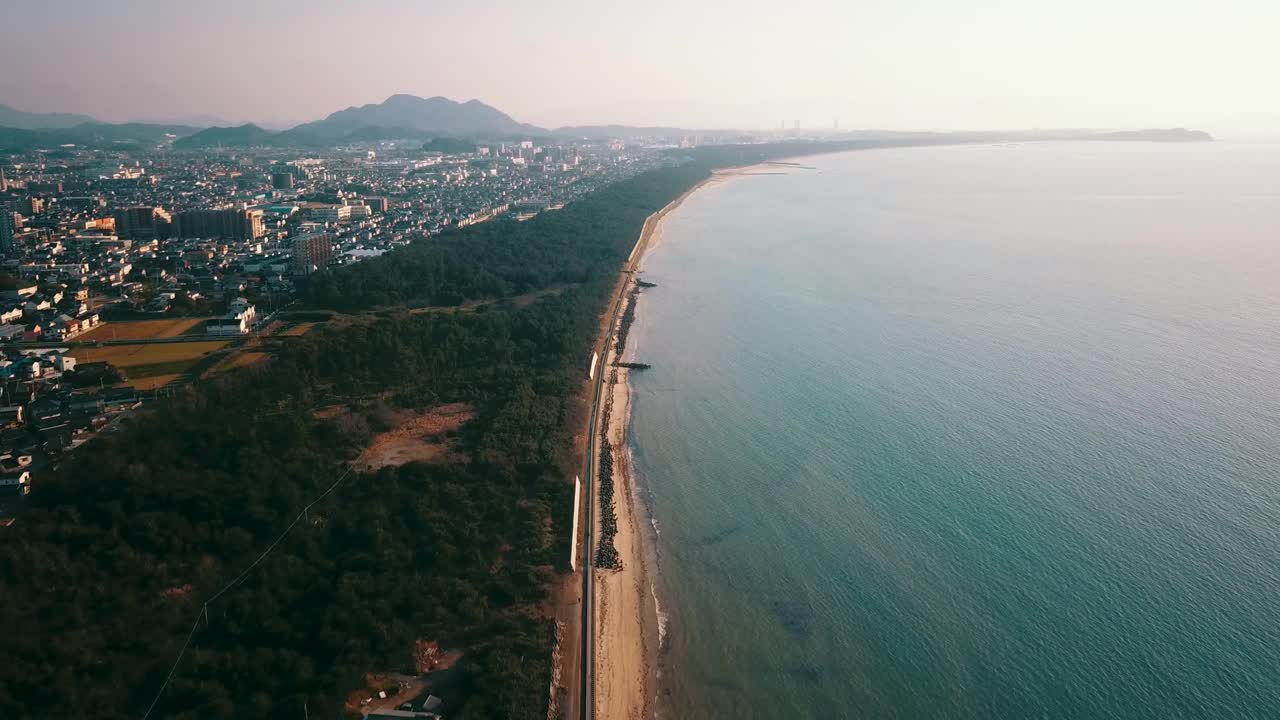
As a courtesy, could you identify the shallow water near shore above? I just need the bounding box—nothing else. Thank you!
[628,142,1280,719]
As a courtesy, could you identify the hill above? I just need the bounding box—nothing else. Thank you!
[172,122,474,149]
[172,123,278,149]
[0,122,200,151]
[0,103,98,129]
[293,94,544,139]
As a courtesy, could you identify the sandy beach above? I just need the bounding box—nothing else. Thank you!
[588,162,757,717]
[592,362,652,720]
[590,164,770,720]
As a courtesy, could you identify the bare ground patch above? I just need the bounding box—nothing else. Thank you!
[356,403,475,471]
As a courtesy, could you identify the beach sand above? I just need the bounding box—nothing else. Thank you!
[590,163,776,720]
[593,363,653,720]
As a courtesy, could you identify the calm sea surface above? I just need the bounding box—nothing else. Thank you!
[627,143,1280,719]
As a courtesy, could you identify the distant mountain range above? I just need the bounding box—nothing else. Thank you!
[0,122,201,152]
[171,95,549,149]
[0,103,98,130]
[0,95,1217,151]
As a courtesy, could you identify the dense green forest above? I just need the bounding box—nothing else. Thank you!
[0,141,885,719]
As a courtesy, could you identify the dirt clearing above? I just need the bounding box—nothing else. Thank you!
[357,403,475,470]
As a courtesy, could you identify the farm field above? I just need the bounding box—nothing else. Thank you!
[73,341,230,389]
[73,341,229,367]
[210,350,270,374]
[280,322,317,336]
[78,318,208,342]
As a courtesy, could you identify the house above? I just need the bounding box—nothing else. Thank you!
[46,315,81,341]
[39,351,76,373]
[8,357,41,380]
[0,285,38,300]
[0,324,24,342]
[102,386,140,406]
[206,297,257,336]
[0,452,31,472]
[27,397,61,424]
[0,469,31,496]
[70,361,119,387]
[0,452,33,495]
[22,297,53,316]
[0,406,23,428]
[65,392,103,415]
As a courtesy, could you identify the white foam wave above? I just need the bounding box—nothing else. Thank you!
[651,581,669,647]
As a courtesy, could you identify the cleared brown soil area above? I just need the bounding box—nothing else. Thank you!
[356,403,475,471]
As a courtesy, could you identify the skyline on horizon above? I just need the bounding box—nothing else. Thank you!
[4,0,1280,138]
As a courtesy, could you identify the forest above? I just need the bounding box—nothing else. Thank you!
[0,141,863,719]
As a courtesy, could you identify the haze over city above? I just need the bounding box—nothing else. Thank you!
[4,0,1279,136]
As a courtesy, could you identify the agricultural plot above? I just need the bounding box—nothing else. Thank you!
[78,318,208,342]
[73,341,230,389]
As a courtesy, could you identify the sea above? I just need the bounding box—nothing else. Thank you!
[626,142,1280,719]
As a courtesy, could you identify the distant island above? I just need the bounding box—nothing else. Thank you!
[1090,128,1213,142]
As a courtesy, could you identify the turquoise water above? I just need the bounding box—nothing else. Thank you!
[628,143,1280,719]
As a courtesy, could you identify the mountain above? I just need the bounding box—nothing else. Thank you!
[0,104,98,130]
[172,123,279,149]
[171,123,441,149]
[293,94,544,138]
[0,122,200,151]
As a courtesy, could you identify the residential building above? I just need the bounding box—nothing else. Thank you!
[112,206,172,241]
[171,208,264,240]
[206,297,257,336]
[307,204,351,223]
[291,232,333,276]
[271,171,295,190]
[0,202,13,253]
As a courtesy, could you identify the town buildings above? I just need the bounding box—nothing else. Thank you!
[291,232,334,276]
[171,208,264,241]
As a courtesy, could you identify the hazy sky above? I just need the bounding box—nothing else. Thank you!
[3,0,1278,135]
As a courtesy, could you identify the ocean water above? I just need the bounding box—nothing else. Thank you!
[627,143,1280,719]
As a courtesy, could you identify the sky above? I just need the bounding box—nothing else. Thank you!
[3,0,1278,137]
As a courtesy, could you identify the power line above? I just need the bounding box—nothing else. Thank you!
[139,463,355,720]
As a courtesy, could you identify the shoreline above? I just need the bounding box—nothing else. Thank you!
[592,163,768,720]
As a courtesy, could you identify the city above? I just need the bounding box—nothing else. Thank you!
[0,129,697,514]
